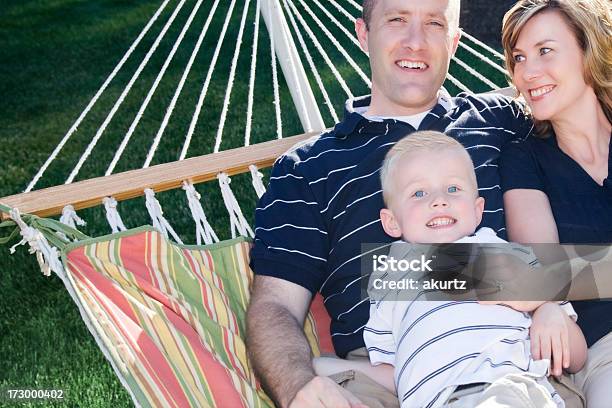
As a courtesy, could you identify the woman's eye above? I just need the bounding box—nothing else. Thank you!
[447,186,458,193]
[540,47,552,55]
[413,190,425,198]
[513,54,525,63]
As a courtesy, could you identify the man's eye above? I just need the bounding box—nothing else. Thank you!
[540,47,552,55]
[413,190,425,198]
[448,186,458,193]
[428,21,444,27]
[513,54,525,63]
[389,17,405,23]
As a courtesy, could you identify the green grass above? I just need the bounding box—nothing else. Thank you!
[0,0,508,406]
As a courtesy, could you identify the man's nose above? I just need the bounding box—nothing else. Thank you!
[401,21,426,51]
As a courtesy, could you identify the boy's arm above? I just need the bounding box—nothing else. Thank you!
[313,356,397,395]
[530,302,587,375]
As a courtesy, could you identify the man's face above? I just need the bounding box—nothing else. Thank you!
[380,148,485,243]
[356,0,460,116]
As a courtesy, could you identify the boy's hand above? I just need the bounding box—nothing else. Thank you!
[478,300,546,312]
[530,302,570,377]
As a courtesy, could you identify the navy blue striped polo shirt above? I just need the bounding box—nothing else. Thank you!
[250,92,533,357]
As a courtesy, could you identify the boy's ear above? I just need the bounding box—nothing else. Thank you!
[380,208,402,238]
[474,196,485,225]
[355,18,369,53]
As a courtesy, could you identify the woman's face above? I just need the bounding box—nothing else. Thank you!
[511,10,591,122]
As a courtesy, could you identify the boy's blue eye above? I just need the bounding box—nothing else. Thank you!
[414,190,425,198]
[448,186,458,193]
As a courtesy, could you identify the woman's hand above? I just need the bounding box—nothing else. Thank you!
[530,302,570,377]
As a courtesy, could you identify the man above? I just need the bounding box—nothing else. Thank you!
[247,0,532,406]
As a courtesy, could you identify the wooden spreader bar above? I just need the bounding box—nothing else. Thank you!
[0,132,317,219]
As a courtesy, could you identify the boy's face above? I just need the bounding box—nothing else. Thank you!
[380,148,484,243]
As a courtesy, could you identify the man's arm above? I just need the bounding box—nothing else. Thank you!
[247,275,365,408]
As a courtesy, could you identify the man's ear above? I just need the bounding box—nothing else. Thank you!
[355,18,369,53]
[450,27,462,56]
[474,196,485,225]
[380,208,402,238]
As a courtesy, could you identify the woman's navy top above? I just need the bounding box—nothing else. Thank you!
[500,131,612,347]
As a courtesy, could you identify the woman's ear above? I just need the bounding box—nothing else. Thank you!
[380,208,402,238]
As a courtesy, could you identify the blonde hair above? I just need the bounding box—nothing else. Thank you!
[501,0,612,136]
[380,131,477,205]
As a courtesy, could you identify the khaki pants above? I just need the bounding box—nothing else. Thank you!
[329,347,399,408]
[572,331,612,408]
[445,374,556,408]
[329,348,585,408]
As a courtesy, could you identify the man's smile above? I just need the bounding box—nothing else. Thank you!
[396,59,429,71]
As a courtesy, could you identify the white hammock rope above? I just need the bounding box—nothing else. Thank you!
[309,0,361,50]
[182,182,219,245]
[461,31,506,61]
[9,208,64,277]
[345,0,362,12]
[214,0,253,153]
[107,0,205,174]
[283,0,339,122]
[328,0,357,23]
[446,73,470,93]
[60,205,87,230]
[291,0,370,87]
[144,188,184,244]
[142,0,222,168]
[249,164,267,198]
[276,0,314,133]
[65,0,188,185]
[458,41,508,76]
[217,173,255,239]
[24,0,173,193]
[283,0,353,99]
[451,56,499,90]
[180,0,238,161]
[269,4,283,140]
[245,0,261,147]
[103,197,128,233]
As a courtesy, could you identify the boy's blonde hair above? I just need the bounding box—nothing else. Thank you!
[380,131,477,205]
[501,0,612,136]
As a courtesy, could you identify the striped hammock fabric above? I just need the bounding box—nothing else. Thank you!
[59,226,331,407]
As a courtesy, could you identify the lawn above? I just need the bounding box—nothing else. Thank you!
[0,0,508,406]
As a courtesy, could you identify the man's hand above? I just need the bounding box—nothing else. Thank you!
[530,302,570,377]
[289,376,368,408]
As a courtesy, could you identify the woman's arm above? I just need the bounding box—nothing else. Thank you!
[503,189,559,244]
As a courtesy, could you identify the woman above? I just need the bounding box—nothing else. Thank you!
[500,0,612,406]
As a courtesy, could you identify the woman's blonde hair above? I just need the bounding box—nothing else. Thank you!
[501,0,612,136]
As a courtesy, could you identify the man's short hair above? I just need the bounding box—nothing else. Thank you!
[362,0,461,30]
[380,130,477,205]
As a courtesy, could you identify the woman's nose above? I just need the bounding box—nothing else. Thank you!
[522,59,542,82]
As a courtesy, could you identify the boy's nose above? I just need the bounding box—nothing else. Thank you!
[430,194,449,208]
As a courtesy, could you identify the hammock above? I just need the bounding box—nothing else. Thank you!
[0,0,510,406]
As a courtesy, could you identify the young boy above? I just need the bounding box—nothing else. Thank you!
[314,131,586,407]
